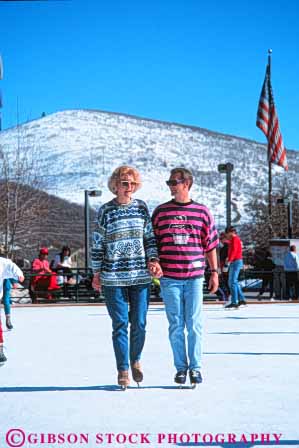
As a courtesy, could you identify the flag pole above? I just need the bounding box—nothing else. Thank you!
[268,49,272,219]
[0,54,3,132]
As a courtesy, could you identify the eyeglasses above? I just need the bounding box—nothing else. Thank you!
[119,180,138,188]
[166,179,185,187]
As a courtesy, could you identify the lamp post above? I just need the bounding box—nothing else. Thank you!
[84,189,102,269]
[0,54,3,131]
[217,163,234,229]
[287,194,294,239]
[276,193,294,239]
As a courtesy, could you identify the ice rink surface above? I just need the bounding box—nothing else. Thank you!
[1,303,299,448]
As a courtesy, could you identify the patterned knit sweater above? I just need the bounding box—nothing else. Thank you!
[152,200,218,279]
[91,198,158,287]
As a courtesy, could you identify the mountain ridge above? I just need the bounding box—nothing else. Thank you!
[0,108,298,228]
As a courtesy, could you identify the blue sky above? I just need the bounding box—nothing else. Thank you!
[0,0,299,150]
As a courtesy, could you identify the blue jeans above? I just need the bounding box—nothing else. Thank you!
[160,277,204,372]
[3,279,13,315]
[103,284,150,371]
[228,260,245,304]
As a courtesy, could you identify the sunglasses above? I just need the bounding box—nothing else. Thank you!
[119,180,138,188]
[166,179,185,187]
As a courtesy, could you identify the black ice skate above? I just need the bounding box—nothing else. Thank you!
[174,370,187,387]
[6,315,13,330]
[224,302,239,309]
[0,346,7,364]
[189,370,202,389]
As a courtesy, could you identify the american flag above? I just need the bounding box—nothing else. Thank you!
[256,62,288,171]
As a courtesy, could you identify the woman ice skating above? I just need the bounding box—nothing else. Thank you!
[0,258,24,363]
[91,166,162,389]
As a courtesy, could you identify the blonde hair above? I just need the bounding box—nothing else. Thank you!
[108,166,142,194]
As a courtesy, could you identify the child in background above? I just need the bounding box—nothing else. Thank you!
[0,258,24,363]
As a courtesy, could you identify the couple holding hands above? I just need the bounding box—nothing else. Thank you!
[91,165,218,388]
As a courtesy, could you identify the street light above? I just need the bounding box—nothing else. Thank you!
[0,54,3,131]
[84,189,102,269]
[277,193,294,239]
[217,163,234,229]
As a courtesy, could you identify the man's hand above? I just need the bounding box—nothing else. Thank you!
[208,272,219,294]
[147,261,163,278]
[92,273,101,292]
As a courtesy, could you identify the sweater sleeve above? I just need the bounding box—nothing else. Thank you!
[91,205,106,273]
[142,202,159,260]
[3,259,23,280]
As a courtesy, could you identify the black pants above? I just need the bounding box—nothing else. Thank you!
[259,275,274,298]
[285,272,299,299]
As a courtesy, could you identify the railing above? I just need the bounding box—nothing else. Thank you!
[14,268,103,304]
[8,268,296,304]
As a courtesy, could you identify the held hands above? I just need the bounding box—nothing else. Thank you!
[92,273,101,292]
[147,260,163,278]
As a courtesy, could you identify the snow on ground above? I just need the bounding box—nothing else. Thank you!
[1,303,299,448]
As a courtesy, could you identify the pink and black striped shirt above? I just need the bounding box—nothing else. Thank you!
[152,200,219,279]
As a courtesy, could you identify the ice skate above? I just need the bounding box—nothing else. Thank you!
[6,315,13,330]
[118,370,130,390]
[0,345,7,364]
[131,361,143,386]
[224,302,239,309]
[189,369,202,389]
[174,370,187,388]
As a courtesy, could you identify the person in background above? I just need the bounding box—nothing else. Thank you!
[51,245,75,285]
[0,258,24,363]
[218,232,230,301]
[224,226,246,309]
[2,279,19,330]
[152,167,219,387]
[31,248,61,299]
[284,245,299,301]
[91,166,162,389]
[256,249,275,300]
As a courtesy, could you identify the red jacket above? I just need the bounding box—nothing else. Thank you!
[32,258,51,274]
[228,235,243,262]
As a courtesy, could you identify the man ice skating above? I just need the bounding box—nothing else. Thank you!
[152,167,218,387]
[224,226,246,309]
[0,258,24,363]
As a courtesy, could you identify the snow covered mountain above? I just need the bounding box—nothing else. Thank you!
[0,109,298,227]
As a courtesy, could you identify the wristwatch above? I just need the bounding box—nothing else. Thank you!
[210,269,219,273]
[149,257,159,262]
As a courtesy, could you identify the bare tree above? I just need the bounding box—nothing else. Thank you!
[0,130,50,257]
[241,189,299,250]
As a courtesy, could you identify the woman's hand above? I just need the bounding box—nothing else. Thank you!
[92,273,102,292]
[147,261,163,278]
